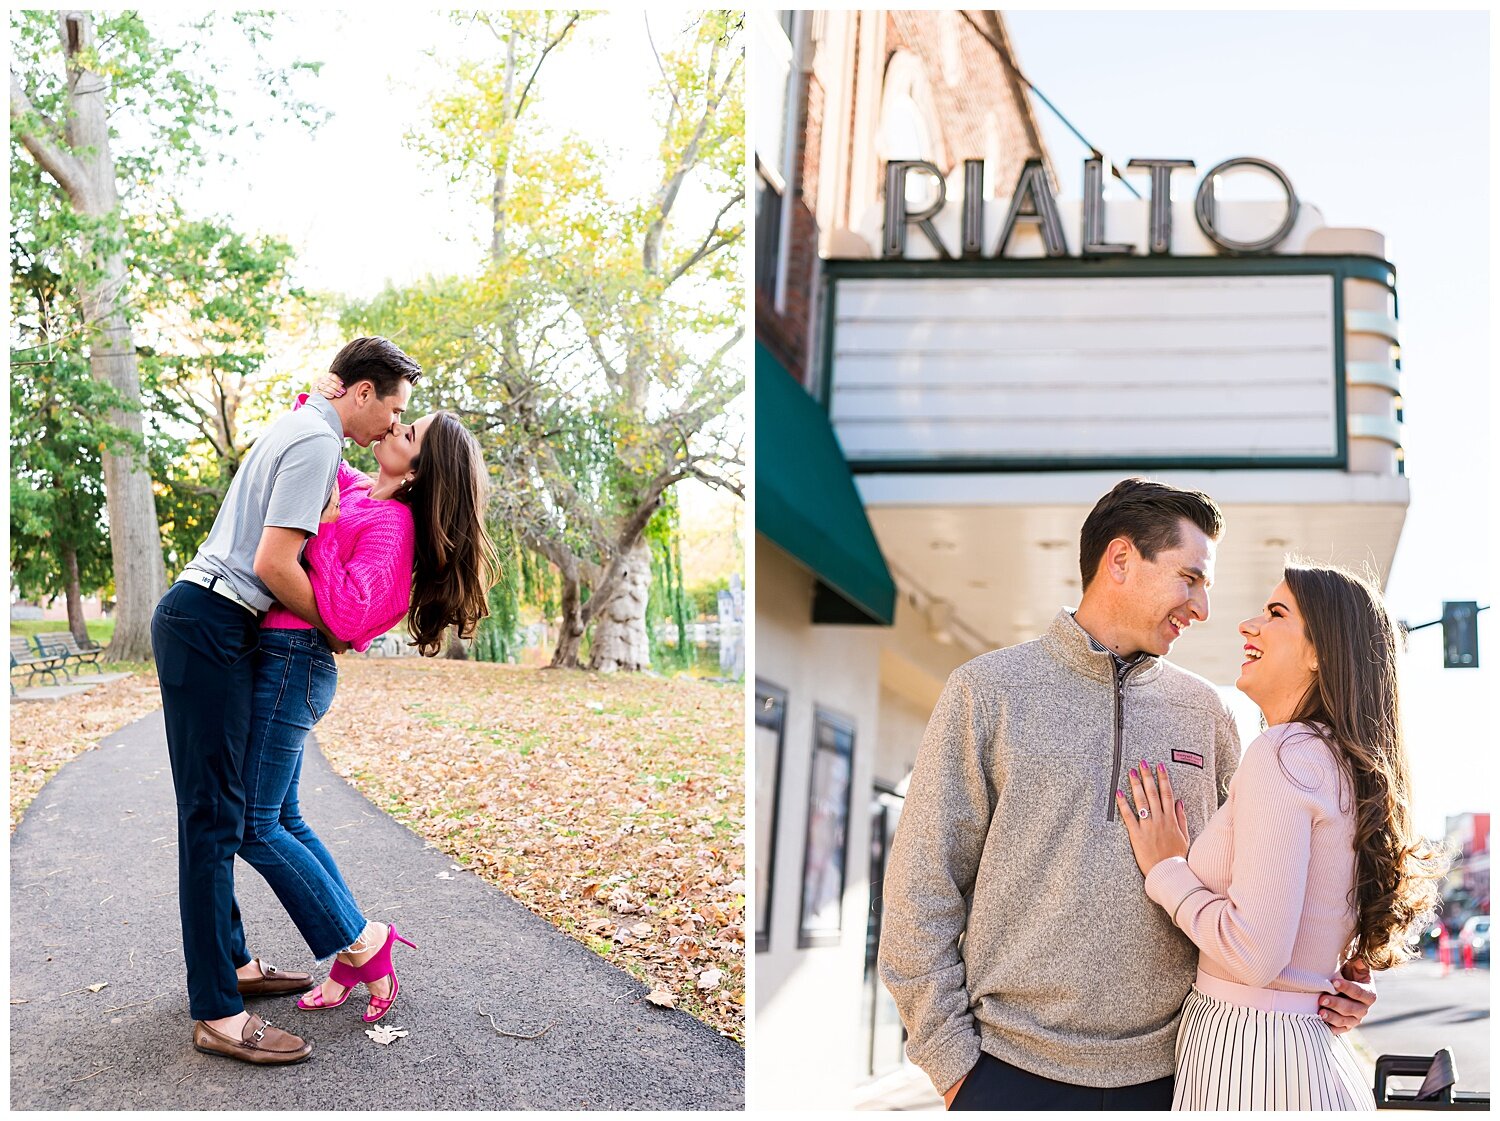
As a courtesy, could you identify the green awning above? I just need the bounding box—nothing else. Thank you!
[756,342,896,626]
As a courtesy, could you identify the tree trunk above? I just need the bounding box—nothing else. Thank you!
[84,262,168,660]
[443,630,468,660]
[549,570,586,669]
[62,542,88,645]
[489,29,516,263]
[587,537,652,673]
[12,13,169,661]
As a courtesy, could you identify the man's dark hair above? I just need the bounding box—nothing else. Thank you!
[1079,478,1224,590]
[329,336,421,398]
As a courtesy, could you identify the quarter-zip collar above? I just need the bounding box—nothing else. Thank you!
[1079,616,1151,692]
[1040,609,1165,823]
[1040,608,1163,687]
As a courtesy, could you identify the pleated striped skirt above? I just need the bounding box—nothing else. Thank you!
[1173,977,1376,1111]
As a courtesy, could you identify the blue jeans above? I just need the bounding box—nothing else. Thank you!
[152,582,258,1020]
[238,628,366,960]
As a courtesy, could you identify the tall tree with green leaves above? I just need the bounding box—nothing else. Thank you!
[13,148,306,604]
[139,216,305,484]
[9,264,118,641]
[136,215,305,570]
[11,130,106,640]
[563,10,744,671]
[370,10,744,671]
[9,10,321,658]
[404,9,589,662]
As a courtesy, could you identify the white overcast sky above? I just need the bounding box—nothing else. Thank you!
[180,8,719,295]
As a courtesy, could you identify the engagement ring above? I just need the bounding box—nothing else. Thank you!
[1138,807,1151,820]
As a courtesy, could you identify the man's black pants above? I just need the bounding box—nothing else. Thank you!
[152,582,259,1021]
[949,1052,1174,1111]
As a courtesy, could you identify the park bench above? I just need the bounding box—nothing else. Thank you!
[33,631,106,675]
[10,635,70,690]
[364,632,408,657]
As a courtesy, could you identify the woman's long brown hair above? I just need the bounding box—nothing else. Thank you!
[1283,561,1448,970]
[396,412,501,656]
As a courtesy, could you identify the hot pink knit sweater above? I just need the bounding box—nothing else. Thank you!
[1144,721,1358,994]
[262,411,415,651]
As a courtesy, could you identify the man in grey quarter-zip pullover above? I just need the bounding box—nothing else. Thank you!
[877,478,1377,1111]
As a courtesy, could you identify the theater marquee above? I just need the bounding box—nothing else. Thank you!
[820,155,1401,474]
[882,155,1301,260]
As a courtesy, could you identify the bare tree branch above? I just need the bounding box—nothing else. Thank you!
[683,465,744,498]
[666,190,744,284]
[582,327,622,386]
[643,12,683,116]
[514,12,581,117]
[642,37,740,274]
[10,71,88,200]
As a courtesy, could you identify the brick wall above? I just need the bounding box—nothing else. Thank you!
[756,12,1047,391]
[885,10,1045,194]
[757,48,824,390]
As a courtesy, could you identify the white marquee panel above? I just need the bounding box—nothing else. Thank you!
[829,274,1339,463]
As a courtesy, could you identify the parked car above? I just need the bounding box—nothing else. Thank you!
[1457,915,1489,964]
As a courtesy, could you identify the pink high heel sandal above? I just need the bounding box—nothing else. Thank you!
[296,957,361,1011]
[296,923,417,1020]
[355,923,417,1023]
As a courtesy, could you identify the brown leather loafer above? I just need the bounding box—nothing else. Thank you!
[192,1014,312,1065]
[237,958,315,997]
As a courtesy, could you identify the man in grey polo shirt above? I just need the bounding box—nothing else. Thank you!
[151,337,420,1065]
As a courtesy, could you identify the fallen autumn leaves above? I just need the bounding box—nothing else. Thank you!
[313,658,746,1042]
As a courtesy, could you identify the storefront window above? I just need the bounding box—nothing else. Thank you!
[755,162,783,301]
[799,709,855,947]
[754,681,787,952]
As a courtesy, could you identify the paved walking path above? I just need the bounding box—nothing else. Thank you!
[12,671,132,701]
[10,710,744,1110]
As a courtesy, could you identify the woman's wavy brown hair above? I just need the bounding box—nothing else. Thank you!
[395,412,501,656]
[1282,560,1449,970]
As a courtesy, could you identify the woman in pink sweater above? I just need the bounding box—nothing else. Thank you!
[238,393,499,1024]
[1121,562,1445,1110]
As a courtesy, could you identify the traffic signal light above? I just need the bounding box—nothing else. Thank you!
[1442,601,1479,669]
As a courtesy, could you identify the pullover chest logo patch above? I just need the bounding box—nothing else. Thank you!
[1171,749,1205,769]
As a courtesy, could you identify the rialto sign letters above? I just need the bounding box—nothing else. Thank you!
[882,155,1300,260]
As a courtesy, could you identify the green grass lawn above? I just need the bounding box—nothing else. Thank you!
[9,618,116,644]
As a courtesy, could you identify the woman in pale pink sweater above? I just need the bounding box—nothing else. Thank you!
[238,391,499,1024]
[1121,561,1445,1110]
